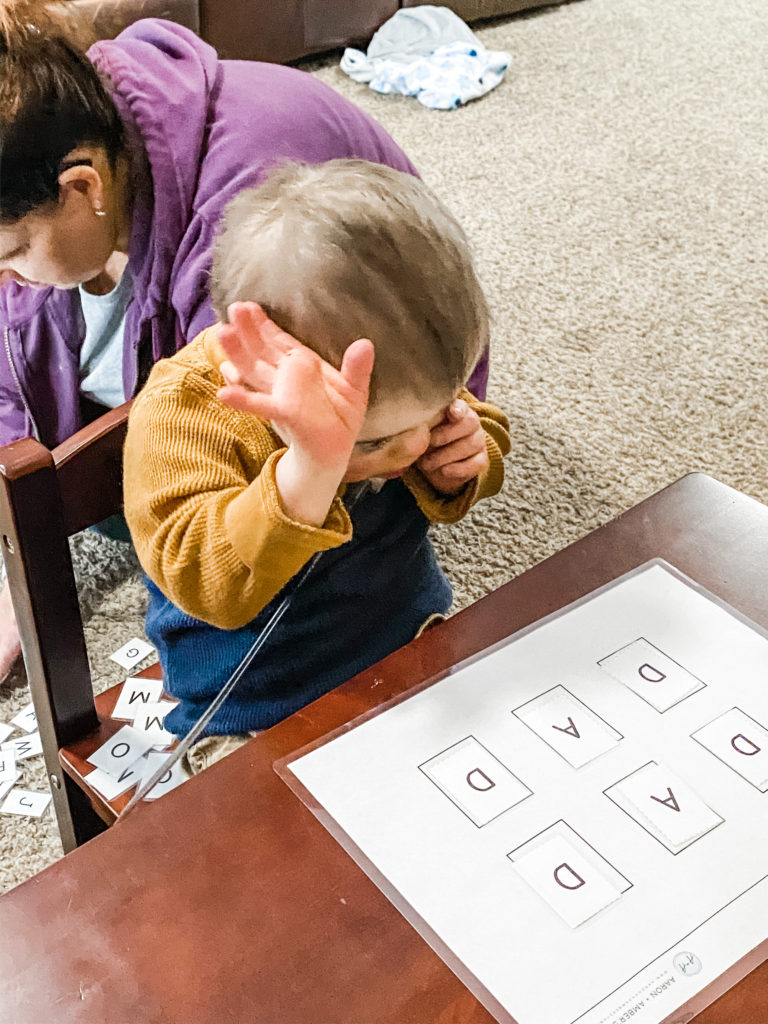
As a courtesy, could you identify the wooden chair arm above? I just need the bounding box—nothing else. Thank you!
[53,400,133,537]
[0,436,55,483]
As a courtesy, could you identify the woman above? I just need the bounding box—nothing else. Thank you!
[0,4,488,678]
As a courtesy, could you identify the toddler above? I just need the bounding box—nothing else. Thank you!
[123,159,510,768]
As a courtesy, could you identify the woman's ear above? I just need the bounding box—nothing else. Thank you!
[57,161,106,215]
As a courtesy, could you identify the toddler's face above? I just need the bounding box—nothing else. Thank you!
[343,392,455,483]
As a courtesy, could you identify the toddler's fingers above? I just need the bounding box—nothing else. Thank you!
[220,355,276,393]
[217,384,275,420]
[432,449,488,486]
[340,338,375,397]
[224,303,295,361]
[227,301,267,334]
[428,405,479,449]
[232,301,296,357]
[224,303,267,352]
[257,312,297,355]
[418,431,486,471]
[220,360,241,387]
[217,321,255,371]
[446,398,468,421]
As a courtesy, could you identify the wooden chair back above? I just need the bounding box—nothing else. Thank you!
[0,402,133,852]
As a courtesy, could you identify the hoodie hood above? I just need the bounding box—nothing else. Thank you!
[88,21,221,335]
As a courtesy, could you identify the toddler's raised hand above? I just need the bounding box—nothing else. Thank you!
[415,398,489,495]
[217,303,374,473]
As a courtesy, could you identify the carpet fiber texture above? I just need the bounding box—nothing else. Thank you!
[1,0,766,892]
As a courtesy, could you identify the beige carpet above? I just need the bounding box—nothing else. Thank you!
[1,0,767,892]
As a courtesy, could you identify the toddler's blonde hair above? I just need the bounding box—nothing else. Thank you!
[211,159,489,404]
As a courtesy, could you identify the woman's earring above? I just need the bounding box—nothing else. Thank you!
[94,207,107,218]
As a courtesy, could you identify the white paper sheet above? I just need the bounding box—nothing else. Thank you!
[0,748,17,786]
[282,561,768,1024]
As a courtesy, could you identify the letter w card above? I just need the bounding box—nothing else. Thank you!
[112,677,164,720]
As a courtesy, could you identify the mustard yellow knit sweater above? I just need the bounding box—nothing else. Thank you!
[124,327,510,631]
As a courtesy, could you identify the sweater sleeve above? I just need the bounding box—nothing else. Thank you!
[402,390,510,525]
[123,369,352,630]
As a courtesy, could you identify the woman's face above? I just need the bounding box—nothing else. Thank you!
[0,154,125,291]
[0,199,113,291]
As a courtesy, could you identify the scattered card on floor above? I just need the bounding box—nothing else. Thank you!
[110,638,155,671]
[1,731,43,761]
[0,749,18,785]
[10,702,37,734]
[1,788,52,818]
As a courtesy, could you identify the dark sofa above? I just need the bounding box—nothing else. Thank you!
[64,0,565,63]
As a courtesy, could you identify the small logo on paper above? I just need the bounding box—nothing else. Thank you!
[673,951,702,977]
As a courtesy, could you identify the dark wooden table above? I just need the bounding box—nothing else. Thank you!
[0,472,766,1024]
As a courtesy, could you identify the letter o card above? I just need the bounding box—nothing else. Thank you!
[87,725,156,777]
[139,750,189,800]
[419,736,531,826]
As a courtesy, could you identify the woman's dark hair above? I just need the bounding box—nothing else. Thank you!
[0,0,124,223]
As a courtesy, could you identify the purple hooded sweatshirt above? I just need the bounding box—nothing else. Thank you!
[0,20,487,448]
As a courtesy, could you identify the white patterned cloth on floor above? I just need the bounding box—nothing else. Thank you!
[341,6,510,110]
